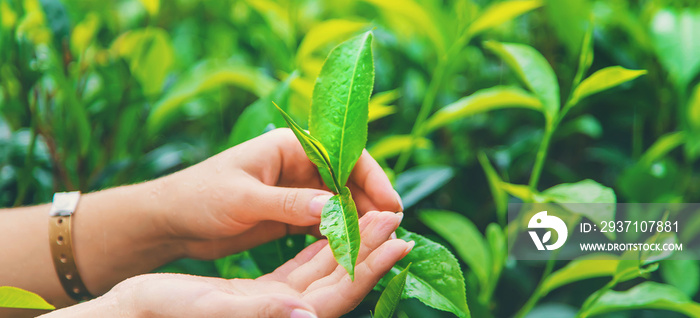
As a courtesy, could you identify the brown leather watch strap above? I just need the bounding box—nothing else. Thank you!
[49,192,93,301]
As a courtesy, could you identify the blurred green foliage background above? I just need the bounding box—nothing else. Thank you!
[2,0,700,317]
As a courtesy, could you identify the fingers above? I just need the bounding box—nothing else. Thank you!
[285,211,401,292]
[302,212,403,292]
[238,181,334,226]
[304,239,413,317]
[349,150,403,212]
[205,291,317,318]
[260,239,329,283]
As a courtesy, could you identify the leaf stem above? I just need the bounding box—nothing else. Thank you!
[513,256,557,318]
[528,120,554,190]
[394,32,473,174]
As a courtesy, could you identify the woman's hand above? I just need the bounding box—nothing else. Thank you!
[41,211,411,318]
[153,128,403,259]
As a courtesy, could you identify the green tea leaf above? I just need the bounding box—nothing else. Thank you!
[274,102,339,192]
[361,0,446,56]
[661,260,700,298]
[423,86,543,133]
[638,131,686,167]
[650,9,700,90]
[215,251,263,279]
[309,31,374,188]
[113,27,174,96]
[573,25,594,87]
[484,41,560,121]
[0,286,55,310]
[541,254,619,296]
[374,263,411,318]
[543,0,590,55]
[477,153,508,224]
[381,228,470,318]
[228,75,294,147]
[296,19,368,66]
[395,165,454,209]
[485,223,506,287]
[584,282,700,317]
[419,210,491,294]
[369,135,431,161]
[467,0,543,37]
[147,60,276,135]
[542,179,617,240]
[568,66,647,107]
[319,186,361,280]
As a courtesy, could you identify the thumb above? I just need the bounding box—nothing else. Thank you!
[243,183,334,226]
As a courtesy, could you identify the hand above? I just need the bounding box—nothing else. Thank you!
[42,212,411,318]
[154,128,403,259]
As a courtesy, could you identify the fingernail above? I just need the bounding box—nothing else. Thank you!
[310,194,333,217]
[291,309,318,318]
[396,211,404,223]
[390,231,397,240]
[404,240,415,255]
[394,190,404,211]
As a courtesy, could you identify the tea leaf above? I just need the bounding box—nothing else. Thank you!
[419,210,491,293]
[374,263,411,318]
[477,152,508,224]
[148,60,276,135]
[650,9,700,90]
[467,0,542,37]
[228,75,294,147]
[424,86,543,133]
[0,286,55,310]
[584,282,700,317]
[319,186,361,280]
[296,19,368,66]
[395,165,454,209]
[274,102,339,193]
[541,254,619,296]
[569,66,647,107]
[380,228,470,318]
[542,179,617,240]
[309,31,374,188]
[484,41,560,121]
[369,135,431,161]
[661,260,700,298]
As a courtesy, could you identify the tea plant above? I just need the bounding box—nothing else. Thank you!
[275,31,470,318]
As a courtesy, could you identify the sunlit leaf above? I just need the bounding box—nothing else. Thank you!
[484,41,560,121]
[639,131,686,167]
[650,9,700,90]
[584,282,700,317]
[369,90,400,122]
[361,0,446,56]
[424,86,543,133]
[112,27,174,96]
[573,24,593,87]
[138,0,159,16]
[147,60,276,135]
[0,286,55,310]
[320,187,361,280]
[467,0,542,37]
[419,210,491,294]
[374,263,411,318]
[369,135,431,161]
[296,19,368,66]
[380,228,471,318]
[541,254,619,296]
[309,31,374,187]
[568,66,647,107]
